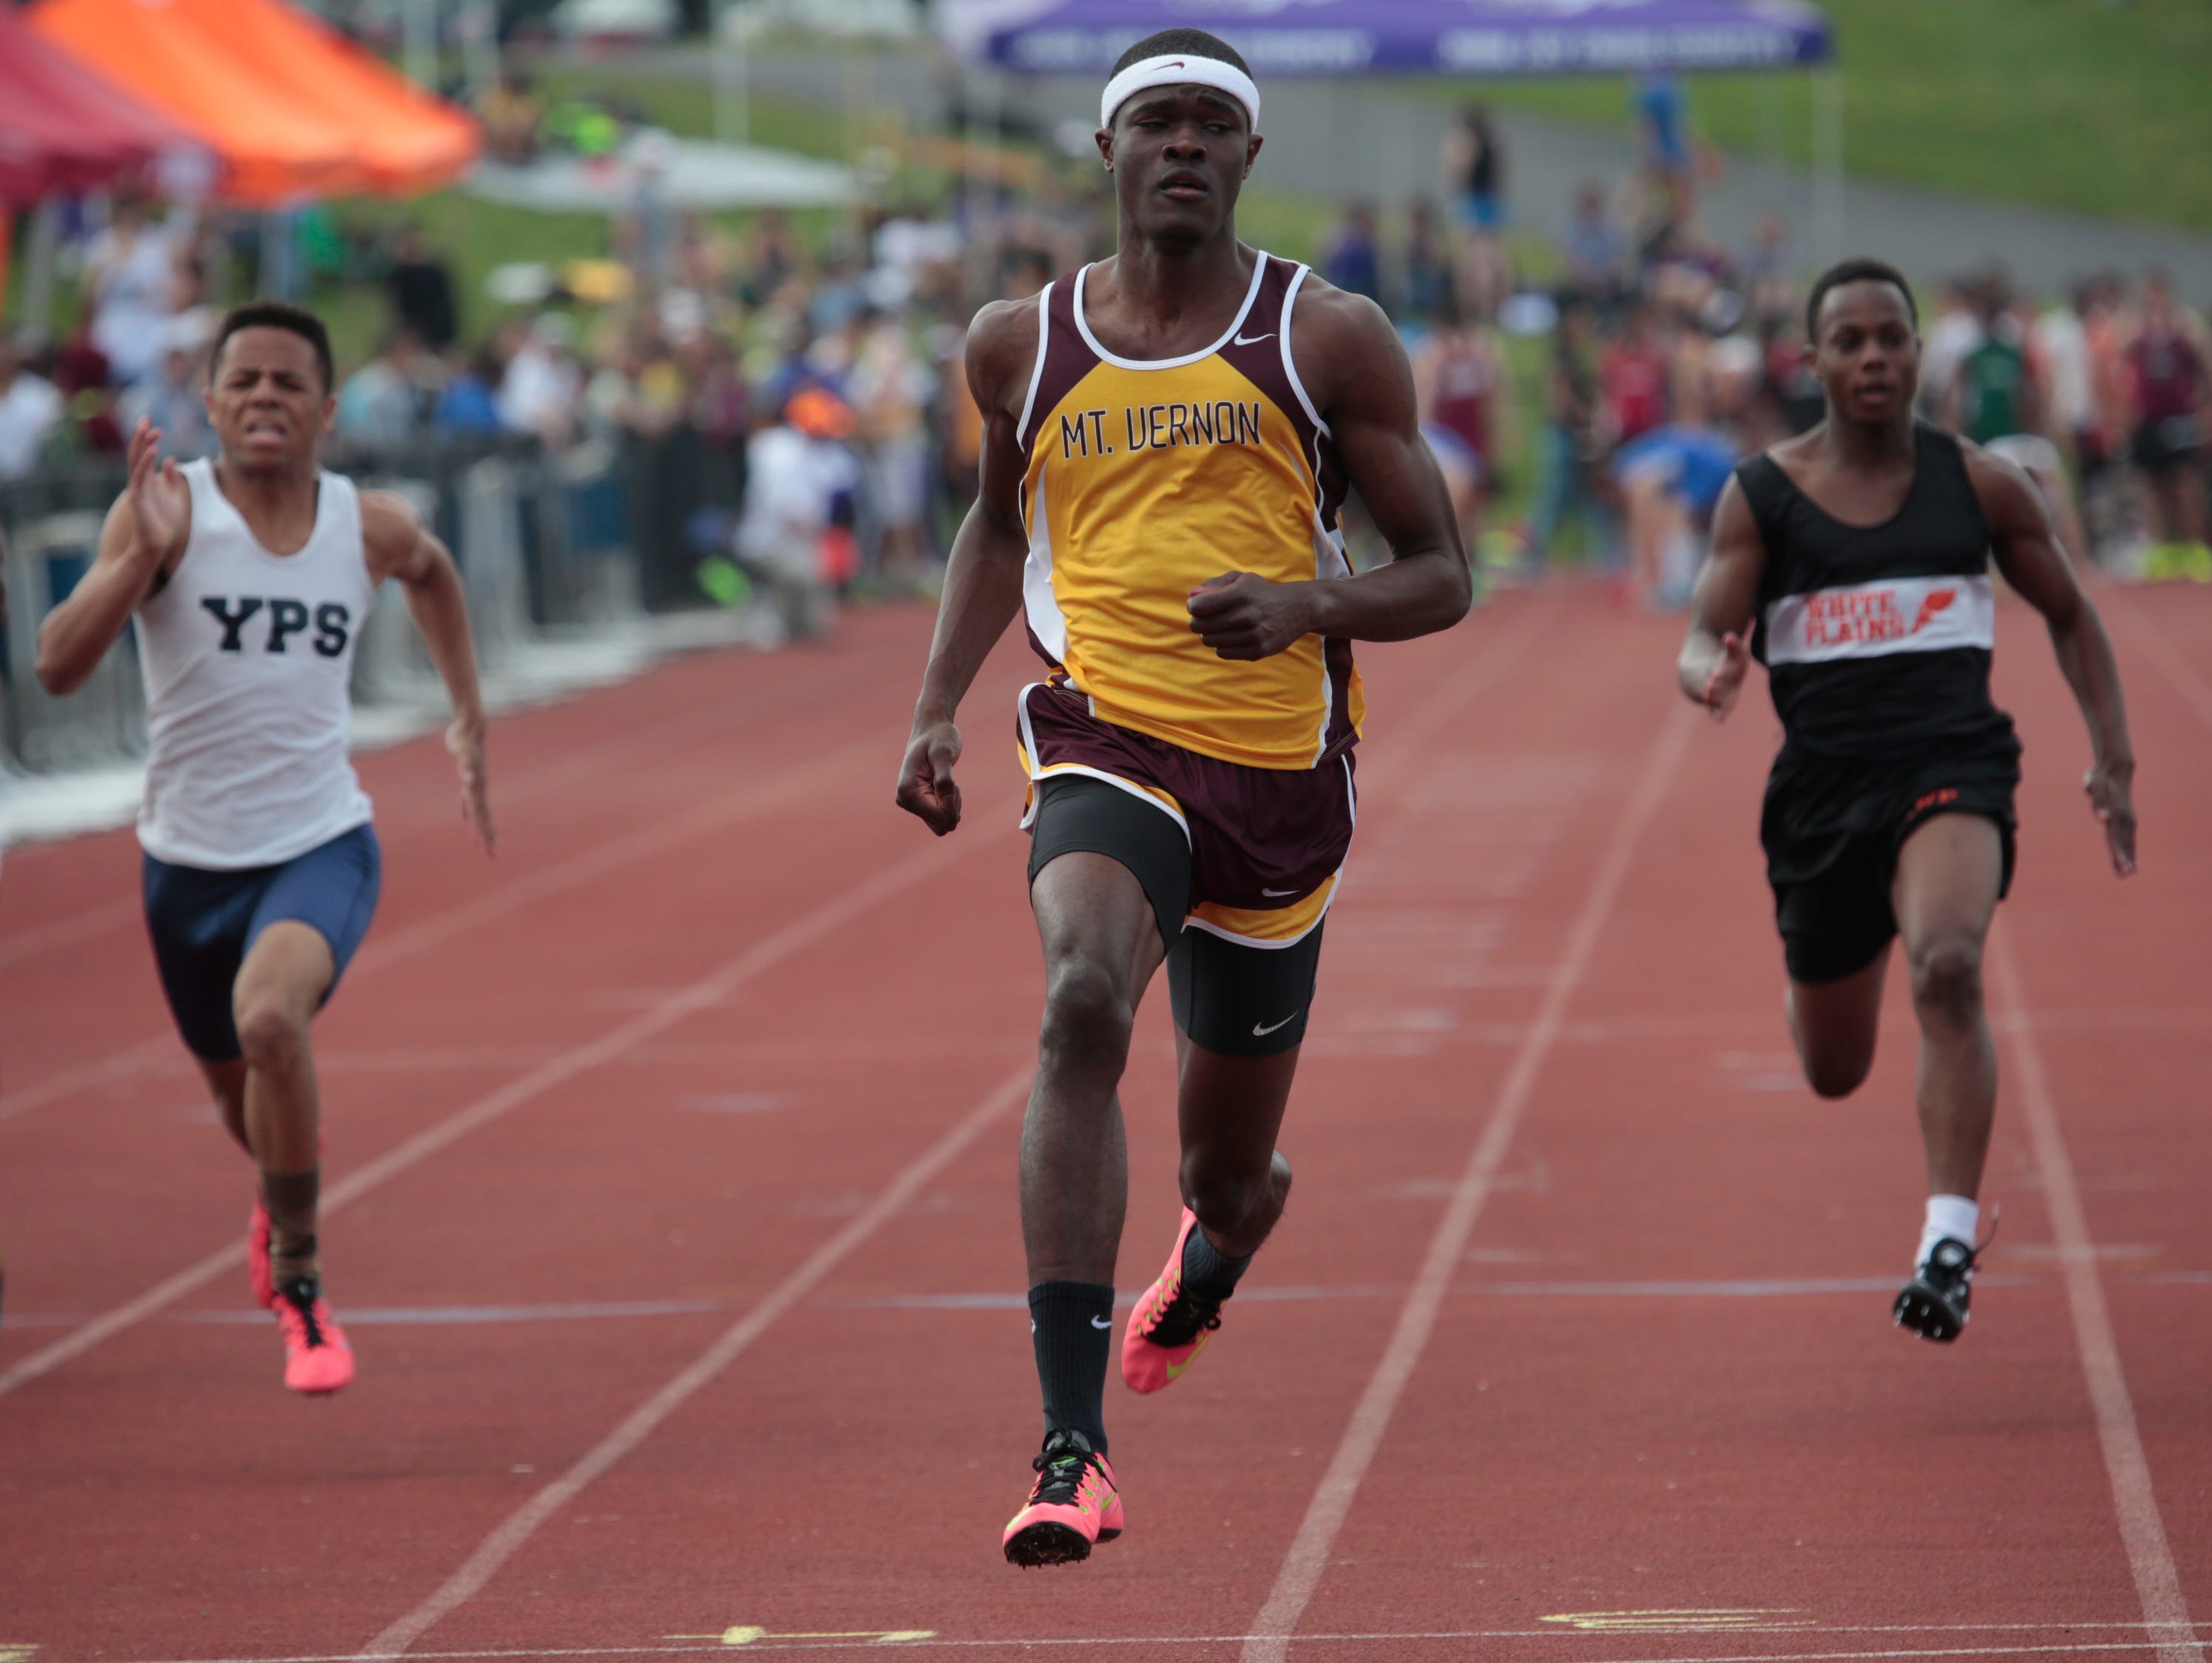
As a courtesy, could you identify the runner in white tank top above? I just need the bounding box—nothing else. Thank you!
[34,301,495,1396]
[137,456,377,869]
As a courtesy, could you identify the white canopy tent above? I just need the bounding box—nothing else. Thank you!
[467,131,858,214]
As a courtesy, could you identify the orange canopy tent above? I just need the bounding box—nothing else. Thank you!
[171,0,478,195]
[29,0,477,208]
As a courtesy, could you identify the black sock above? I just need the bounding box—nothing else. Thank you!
[1181,1223,1252,1303]
[1028,1281,1114,1456]
[259,1166,321,1278]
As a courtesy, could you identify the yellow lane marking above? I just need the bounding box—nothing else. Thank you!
[1540,1608,1813,1633]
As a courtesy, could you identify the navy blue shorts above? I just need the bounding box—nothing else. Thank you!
[142,824,382,1061]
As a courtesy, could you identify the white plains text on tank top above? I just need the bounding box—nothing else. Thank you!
[134,459,377,870]
[1763,574,1995,667]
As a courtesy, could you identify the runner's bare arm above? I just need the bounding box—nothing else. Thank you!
[896,297,1039,836]
[35,420,190,695]
[1677,474,1764,720]
[1965,446,2136,875]
[1186,282,1470,661]
[364,490,495,855]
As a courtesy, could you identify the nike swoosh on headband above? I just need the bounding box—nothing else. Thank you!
[1101,55,1260,131]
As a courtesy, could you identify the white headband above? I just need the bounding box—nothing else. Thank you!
[1100,54,1260,133]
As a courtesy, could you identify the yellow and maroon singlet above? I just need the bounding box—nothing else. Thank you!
[1014,251,1363,771]
[1010,252,1361,950]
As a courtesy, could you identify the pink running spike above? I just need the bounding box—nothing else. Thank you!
[1002,1436,1122,1566]
[1121,1208,1220,1394]
[272,1281,354,1395]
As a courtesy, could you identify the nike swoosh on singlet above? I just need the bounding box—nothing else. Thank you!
[1260,886,1300,896]
[1234,332,1276,345]
[1252,1013,1300,1037]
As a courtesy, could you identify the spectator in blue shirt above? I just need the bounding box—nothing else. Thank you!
[1321,202,1382,304]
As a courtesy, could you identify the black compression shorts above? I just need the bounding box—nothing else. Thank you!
[1026,774,1326,1058]
[1762,743,2020,985]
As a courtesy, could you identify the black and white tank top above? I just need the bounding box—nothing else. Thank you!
[1737,424,2016,760]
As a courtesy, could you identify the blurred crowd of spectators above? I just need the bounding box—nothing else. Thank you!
[0,165,1090,638]
[0,194,227,483]
[4,69,2207,650]
[1308,83,2210,605]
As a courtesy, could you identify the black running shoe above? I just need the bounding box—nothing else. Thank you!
[1001,1429,1123,1566]
[1894,1236,1977,1343]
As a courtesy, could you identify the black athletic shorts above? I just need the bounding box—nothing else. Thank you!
[1761,741,2020,985]
[2132,415,2204,476]
[1026,774,1328,1058]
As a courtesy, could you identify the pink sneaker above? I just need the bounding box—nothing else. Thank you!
[1002,1430,1122,1566]
[247,1202,275,1309]
[272,1278,354,1396]
[1121,1208,1223,1394]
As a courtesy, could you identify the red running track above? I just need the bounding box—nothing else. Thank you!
[0,582,2208,1663]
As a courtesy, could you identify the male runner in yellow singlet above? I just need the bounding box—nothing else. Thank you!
[895,30,1472,1566]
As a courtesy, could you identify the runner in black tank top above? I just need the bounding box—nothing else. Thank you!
[1677,258,2137,1345]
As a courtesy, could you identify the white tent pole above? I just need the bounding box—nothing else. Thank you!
[963,64,1000,292]
[21,201,62,346]
[402,0,438,92]
[1812,65,1844,266]
[462,0,498,102]
[713,0,749,146]
[982,67,1001,278]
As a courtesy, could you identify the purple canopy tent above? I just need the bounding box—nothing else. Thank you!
[935,0,1845,256]
[957,0,1831,77]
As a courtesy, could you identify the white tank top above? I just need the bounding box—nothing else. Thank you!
[135,460,378,869]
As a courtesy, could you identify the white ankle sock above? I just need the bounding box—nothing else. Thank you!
[1917,1194,1979,1269]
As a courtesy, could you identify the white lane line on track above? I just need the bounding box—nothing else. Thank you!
[0,647,812,974]
[13,1270,2076,1329]
[1341,591,1556,799]
[0,591,1550,1131]
[122,1625,2212,1663]
[0,895,139,971]
[4,1299,744,1327]
[1241,702,1697,1663]
[2099,585,2212,731]
[0,811,1013,1399]
[352,1064,1034,1661]
[828,1275,2046,1309]
[1988,921,2202,1663]
[0,1033,176,1126]
[0,746,868,1125]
